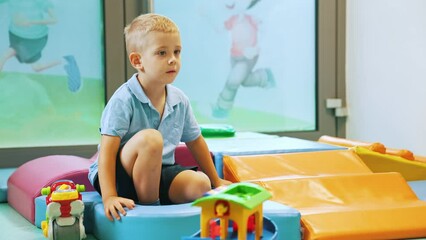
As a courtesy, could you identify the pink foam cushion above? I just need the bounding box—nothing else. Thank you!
[175,143,214,171]
[7,155,95,224]
[175,144,198,169]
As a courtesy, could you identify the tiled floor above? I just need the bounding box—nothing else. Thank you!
[0,203,97,239]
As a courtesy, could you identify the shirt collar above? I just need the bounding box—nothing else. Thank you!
[127,73,182,108]
[127,73,149,103]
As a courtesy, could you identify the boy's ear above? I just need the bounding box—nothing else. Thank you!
[129,52,143,70]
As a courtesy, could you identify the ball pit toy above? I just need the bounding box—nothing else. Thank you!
[186,182,277,240]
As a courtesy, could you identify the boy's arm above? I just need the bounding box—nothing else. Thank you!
[98,135,120,200]
[98,135,135,221]
[185,136,232,187]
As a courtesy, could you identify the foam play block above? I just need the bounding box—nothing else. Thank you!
[302,206,426,240]
[0,168,16,203]
[199,124,235,138]
[355,146,426,181]
[207,136,345,178]
[260,201,301,240]
[222,150,426,239]
[386,147,415,160]
[93,199,300,240]
[253,173,426,240]
[93,202,200,240]
[318,135,386,153]
[6,144,209,225]
[223,149,371,182]
[7,155,95,224]
[415,155,426,163]
[175,143,214,171]
[35,191,301,240]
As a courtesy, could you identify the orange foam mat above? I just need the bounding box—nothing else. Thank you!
[223,149,372,183]
[302,206,426,240]
[253,173,426,240]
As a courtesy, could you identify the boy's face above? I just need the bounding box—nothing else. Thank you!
[137,31,182,85]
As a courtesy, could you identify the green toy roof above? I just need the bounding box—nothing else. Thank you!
[192,182,271,210]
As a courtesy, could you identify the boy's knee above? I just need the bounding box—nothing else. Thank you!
[135,129,163,148]
[168,171,212,203]
[192,172,211,194]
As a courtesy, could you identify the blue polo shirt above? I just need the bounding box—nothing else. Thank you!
[88,74,201,185]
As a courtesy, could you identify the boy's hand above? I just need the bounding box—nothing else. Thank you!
[103,196,135,221]
[213,178,232,188]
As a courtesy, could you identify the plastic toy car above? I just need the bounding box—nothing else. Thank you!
[41,179,86,240]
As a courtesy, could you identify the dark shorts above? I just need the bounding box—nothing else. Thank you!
[93,159,197,205]
[9,31,48,64]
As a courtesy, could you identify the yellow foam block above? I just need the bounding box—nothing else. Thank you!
[416,155,426,163]
[223,150,371,182]
[253,173,426,240]
[355,146,426,181]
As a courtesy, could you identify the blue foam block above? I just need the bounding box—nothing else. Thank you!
[93,200,300,240]
[263,200,301,240]
[92,202,200,240]
[0,168,16,203]
[206,136,346,177]
[35,192,301,240]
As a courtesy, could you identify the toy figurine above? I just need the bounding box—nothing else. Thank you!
[41,180,86,240]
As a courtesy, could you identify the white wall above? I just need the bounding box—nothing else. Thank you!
[346,0,426,155]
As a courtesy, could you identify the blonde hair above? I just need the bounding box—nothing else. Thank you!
[124,13,179,54]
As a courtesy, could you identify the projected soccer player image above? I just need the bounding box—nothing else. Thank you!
[212,0,275,119]
[0,0,81,92]
[0,0,105,149]
[154,0,316,133]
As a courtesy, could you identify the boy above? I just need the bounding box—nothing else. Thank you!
[88,13,230,221]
